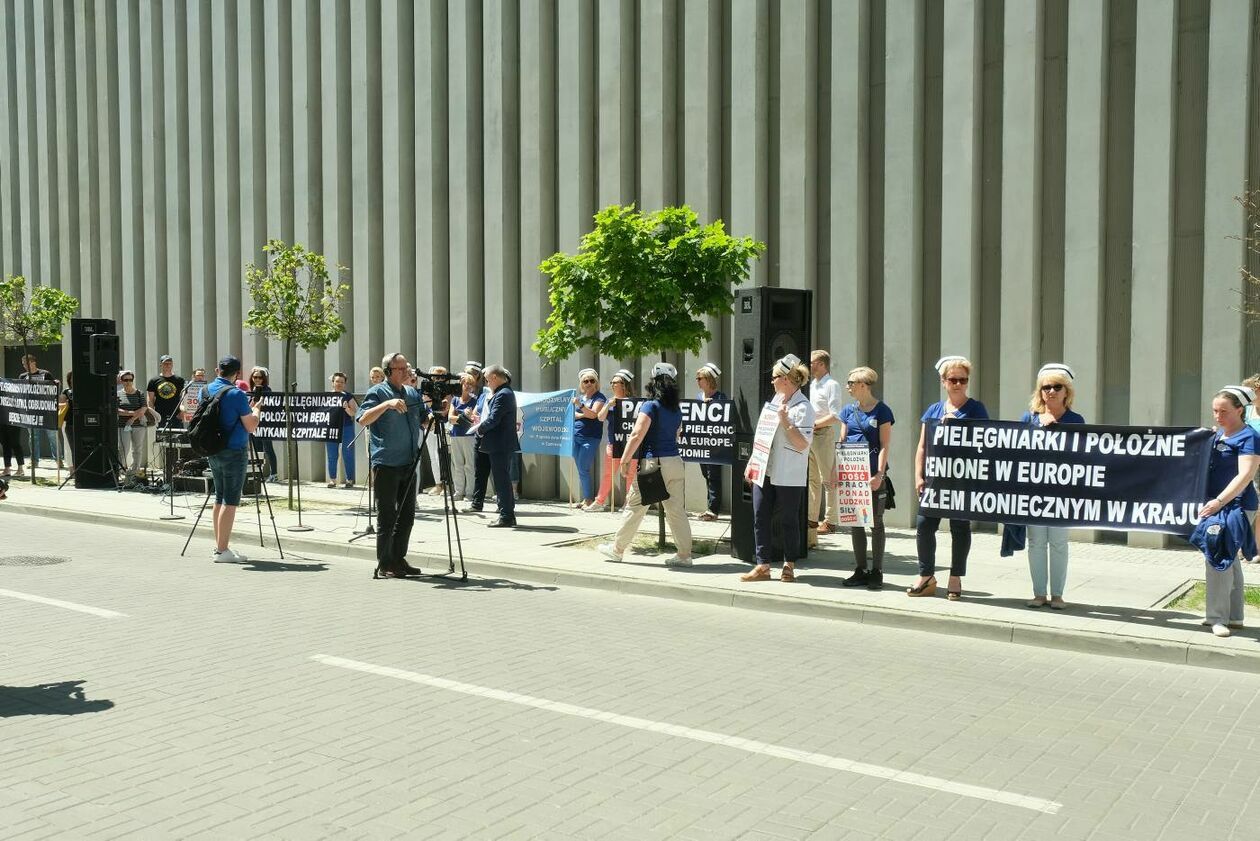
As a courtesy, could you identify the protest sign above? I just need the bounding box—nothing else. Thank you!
[517,389,576,455]
[254,392,346,441]
[0,377,59,430]
[743,404,780,487]
[835,443,874,527]
[612,398,735,464]
[918,419,1214,534]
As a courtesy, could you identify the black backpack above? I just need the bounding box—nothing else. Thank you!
[186,386,237,456]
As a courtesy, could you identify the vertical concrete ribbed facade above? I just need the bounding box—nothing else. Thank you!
[1,0,1257,522]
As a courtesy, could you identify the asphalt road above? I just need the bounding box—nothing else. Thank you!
[1,510,1257,840]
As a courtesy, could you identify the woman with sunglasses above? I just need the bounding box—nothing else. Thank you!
[587,369,636,511]
[694,363,726,521]
[838,366,894,590]
[117,369,150,478]
[248,366,278,482]
[911,355,989,599]
[1020,364,1085,609]
[570,368,606,509]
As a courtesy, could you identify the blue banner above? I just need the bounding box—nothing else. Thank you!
[516,389,576,455]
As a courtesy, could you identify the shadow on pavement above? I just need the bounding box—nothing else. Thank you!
[241,560,329,572]
[0,681,114,716]
[427,576,559,592]
[507,525,580,534]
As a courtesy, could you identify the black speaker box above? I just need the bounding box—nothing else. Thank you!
[71,410,120,489]
[728,287,812,562]
[69,318,117,412]
[89,333,120,377]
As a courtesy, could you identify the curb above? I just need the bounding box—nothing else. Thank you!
[10,500,1259,675]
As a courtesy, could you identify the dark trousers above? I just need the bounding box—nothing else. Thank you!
[751,482,804,566]
[252,436,277,476]
[373,464,418,570]
[488,451,515,522]
[851,490,886,572]
[471,449,491,507]
[700,463,722,514]
[1,423,24,469]
[916,515,971,576]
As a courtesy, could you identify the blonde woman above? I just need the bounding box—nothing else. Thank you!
[368,366,386,387]
[1021,364,1084,609]
[588,369,636,511]
[911,355,989,599]
[571,368,606,508]
[740,354,816,583]
[447,372,480,500]
[838,366,894,590]
[695,363,726,520]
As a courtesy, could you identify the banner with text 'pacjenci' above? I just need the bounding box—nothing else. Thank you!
[918,419,1214,535]
[612,398,735,464]
[0,377,59,430]
[254,393,346,441]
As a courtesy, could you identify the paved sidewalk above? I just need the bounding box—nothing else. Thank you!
[6,477,1258,672]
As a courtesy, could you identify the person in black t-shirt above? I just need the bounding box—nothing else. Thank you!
[146,355,187,429]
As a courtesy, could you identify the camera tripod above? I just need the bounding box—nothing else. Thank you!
[58,437,125,493]
[178,439,284,560]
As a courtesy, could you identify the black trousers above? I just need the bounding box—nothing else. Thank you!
[751,482,804,566]
[488,451,515,522]
[373,464,417,571]
[470,449,491,507]
[700,463,722,514]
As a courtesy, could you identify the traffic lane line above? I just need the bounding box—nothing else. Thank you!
[0,587,128,618]
[311,653,1063,815]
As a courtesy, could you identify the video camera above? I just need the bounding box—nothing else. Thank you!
[417,369,462,402]
[0,475,9,499]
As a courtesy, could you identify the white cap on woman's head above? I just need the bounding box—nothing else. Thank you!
[651,361,677,379]
[612,368,634,384]
[1038,362,1075,381]
[578,367,598,381]
[774,353,801,372]
[464,360,483,375]
[934,355,967,375]
[697,362,722,379]
[1221,385,1256,406]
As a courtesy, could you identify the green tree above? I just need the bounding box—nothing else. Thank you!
[535,204,765,543]
[0,275,80,481]
[244,239,350,508]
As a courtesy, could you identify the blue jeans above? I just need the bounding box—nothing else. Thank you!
[574,435,601,500]
[326,423,356,482]
[30,428,59,462]
[700,463,722,514]
[252,436,277,477]
[1026,525,1069,597]
[209,447,248,506]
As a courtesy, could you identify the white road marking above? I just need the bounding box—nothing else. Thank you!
[0,587,127,618]
[312,653,1062,815]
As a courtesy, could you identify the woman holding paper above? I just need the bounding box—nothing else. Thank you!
[838,367,895,590]
[587,369,636,511]
[911,355,989,600]
[740,354,816,583]
[1020,364,1085,609]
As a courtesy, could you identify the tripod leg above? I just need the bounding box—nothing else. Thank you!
[181,488,214,557]
[253,446,285,560]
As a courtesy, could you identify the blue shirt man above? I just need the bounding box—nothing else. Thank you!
[356,353,431,577]
[202,355,261,565]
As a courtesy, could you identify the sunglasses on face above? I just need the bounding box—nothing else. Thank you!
[120,377,134,383]
[945,377,969,385]
[581,379,596,384]
[1040,383,1065,393]
[846,380,866,386]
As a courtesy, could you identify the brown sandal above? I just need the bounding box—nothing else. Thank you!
[740,565,771,582]
[780,566,796,583]
[907,576,937,597]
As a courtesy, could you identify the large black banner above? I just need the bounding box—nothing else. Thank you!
[254,392,346,441]
[613,398,735,465]
[918,419,1214,534]
[0,377,59,430]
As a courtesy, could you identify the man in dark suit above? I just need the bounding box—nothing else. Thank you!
[475,364,520,528]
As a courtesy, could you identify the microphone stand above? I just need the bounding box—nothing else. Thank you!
[158,382,193,520]
[348,416,376,542]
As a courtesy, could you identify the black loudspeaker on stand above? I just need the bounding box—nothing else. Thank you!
[728,287,812,563]
[66,318,121,490]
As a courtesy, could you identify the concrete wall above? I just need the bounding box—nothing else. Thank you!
[0,0,1256,523]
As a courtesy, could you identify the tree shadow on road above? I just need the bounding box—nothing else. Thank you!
[0,681,114,716]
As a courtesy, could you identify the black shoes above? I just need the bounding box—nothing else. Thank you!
[842,568,869,587]
[866,570,883,590]
[487,520,517,528]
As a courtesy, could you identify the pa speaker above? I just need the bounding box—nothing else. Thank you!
[728,287,812,562]
[89,333,120,377]
[70,318,115,371]
[71,410,120,489]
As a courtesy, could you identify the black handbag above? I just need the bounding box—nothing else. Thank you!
[637,460,670,505]
[883,474,896,510]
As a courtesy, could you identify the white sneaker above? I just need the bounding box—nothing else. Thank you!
[213,549,237,563]
[663,555,692,567]
[1212,624,1232,638]
[14,466,25,477]
[581,501,603,512]
[598,543,623,562]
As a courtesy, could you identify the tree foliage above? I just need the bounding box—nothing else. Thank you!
[534,205,766,363]
[243,240,350,351]
[0,275,80,350]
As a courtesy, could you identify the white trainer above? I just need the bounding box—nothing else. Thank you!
[663,555,692,567]
[1212,624,1232,638]
[597,543,623,562]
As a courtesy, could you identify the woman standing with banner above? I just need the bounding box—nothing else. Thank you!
[325,372,358,488]
[248,366,278,483]
[740,354,815,583]
[570,369,606,509]
[588,369,636,511]
[912,355,989,600]
[839,366,894,590]
[695,363,727,521]
[1020,364,1085,610]
[1195,386,1260,637]
[598,363,693,566]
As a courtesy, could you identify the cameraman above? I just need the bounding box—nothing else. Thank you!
[357,353,431,578]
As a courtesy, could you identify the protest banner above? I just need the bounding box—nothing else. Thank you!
[612,398,735,464]
[743,404,780,487]
[254,392,346,441]
[517,389,576,455]
[918,419,1214,534]
[0,377,59,430]
[835,443,874,527]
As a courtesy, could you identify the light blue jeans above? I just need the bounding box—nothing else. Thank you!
[1027,525,1069,598]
